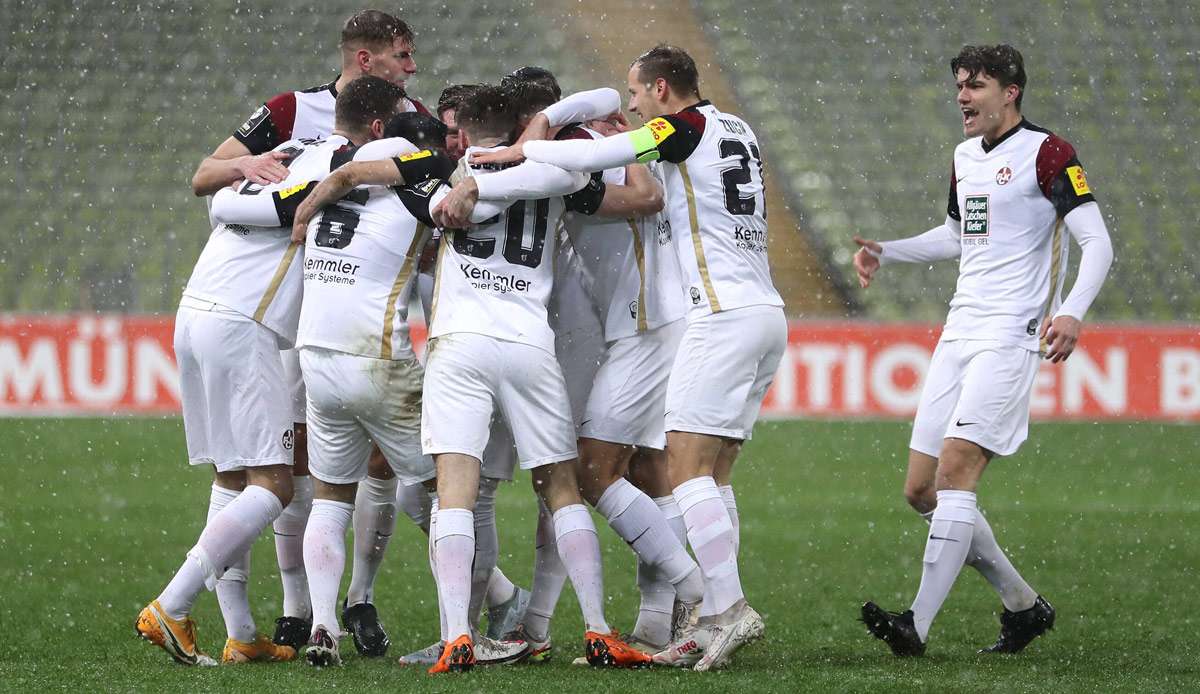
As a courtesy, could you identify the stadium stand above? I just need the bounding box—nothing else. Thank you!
[2,1,1195,321]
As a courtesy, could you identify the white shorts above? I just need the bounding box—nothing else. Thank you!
[175,303,294,472]
[280,348,306,423]
[555,319,605,429]
[300,347,433,486]
[665,305,787,440]
[910,339,1040,458]
[581,319,685,449]
[422,333,577,468]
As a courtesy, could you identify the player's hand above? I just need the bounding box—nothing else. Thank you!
[433,178,479,228]
[1041,315,1081,363]
[238,151,291,186]
[852,235,883,288]
[608,110,632,132]
[517,112,551,143]
[291,197,318,243]
[470,143,525,166]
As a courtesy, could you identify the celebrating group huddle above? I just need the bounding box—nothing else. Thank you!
[135,7,1114,677]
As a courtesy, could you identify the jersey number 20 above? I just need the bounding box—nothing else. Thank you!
[451,199,550,269]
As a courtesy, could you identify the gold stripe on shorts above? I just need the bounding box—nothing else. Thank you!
[253,241,301,322]
[678,162,721,312]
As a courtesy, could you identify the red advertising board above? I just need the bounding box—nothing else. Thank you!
[1,314,1198,421]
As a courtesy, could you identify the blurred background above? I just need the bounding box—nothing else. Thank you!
[4,0,1197,321]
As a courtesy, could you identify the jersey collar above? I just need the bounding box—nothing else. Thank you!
[680,99,711,114]
[980,117,1027,153]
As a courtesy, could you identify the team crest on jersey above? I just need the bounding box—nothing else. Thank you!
[963,195,989,240]
[281,429,294,450]
[689,286,702,305]
[647,118,676,143]
[238,105,270,136]
[629,300,639,319]
[995,166,1013,185]
[1066,165,1091,196]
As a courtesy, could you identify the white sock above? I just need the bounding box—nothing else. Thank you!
[911,490,977,641]
[158,485,284,620]
[487,568,517,609]
[470,478,502,629]
[631,495,687,646]
[428,498,448,641]
[397,480,432,533]
[553,503,609,634]
[303,499,353,635]
[523,499,566,641]
[598,479,703,603]
[655,495,688,547]
[347,475,398,607]
[718,484,739,555]
[674,476,743,617]
[966,509,1038,612]
[206,485,256,642]
[434,507,475,641]
[274,475,312,619]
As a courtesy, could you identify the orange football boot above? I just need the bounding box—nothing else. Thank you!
[427,634,475,674]
[135,600,217,666]
[221,634,297,663]
[584,630,653,668]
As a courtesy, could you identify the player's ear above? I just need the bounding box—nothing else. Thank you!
[370,118,385,140]
[356,48,373,74]
[1004,83,1020,107]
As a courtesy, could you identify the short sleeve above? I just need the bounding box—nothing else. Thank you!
[1036,134,1096,218]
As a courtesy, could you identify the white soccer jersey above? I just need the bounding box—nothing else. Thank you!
[647,102,783,318]
[558,125,686,340]
[296,178,440,361]
[943,119,1097,349]
[429,146,570,354]
[234,79,430,155]
[183,136,352,347]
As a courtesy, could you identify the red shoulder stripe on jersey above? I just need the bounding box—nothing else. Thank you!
[265,91,298,143]
[1035,133,1076,199]
[554,123,596,141]
[671,107,707,133]
[411,97,431,116]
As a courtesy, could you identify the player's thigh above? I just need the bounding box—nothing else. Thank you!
[357,357,436,486]
[734,306,788,441]
[189,310,294,472]
[665,306,779,440]
[174,308,212,464]
[496,342,577,469]
[582,319,683,450]
[299,348,372,484]
[421,334,499,462]
[910,339,966,458]
[946,342,1040,457]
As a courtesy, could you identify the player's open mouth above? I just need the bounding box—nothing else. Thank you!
[962,108,978,127]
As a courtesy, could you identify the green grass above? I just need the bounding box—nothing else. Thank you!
[1,418,1197,692]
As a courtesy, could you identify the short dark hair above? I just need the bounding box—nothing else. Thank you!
[383,112,448,150]
[505,80,558,123]
[334,76,406,132]
[951,44,1027,110]
[632,44,700,97]
[340,9,413,49]
[501,66,562,101]
[455,84,517,140]
[436,84,480,119]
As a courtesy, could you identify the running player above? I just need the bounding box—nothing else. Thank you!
[473,45,786,671]
[854,44,1113,656]
[135,76,406,667]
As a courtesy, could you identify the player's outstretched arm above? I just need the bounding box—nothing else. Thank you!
[852,219,962,288]
[852,236,883,288]
[192,137,290,197]
[290,162,393,242]
[596,164,664,218]
[1040,201,1114,363]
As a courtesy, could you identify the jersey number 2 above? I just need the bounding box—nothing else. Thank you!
[719,139,764,217]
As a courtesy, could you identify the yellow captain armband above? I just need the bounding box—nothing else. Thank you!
[398,149,434,162]
[630,126,663,163]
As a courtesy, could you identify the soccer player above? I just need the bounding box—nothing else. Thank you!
[469,73,704,656]
[135,76,407,667]
[854,44,1113,656]
[473,45,786,671]
[188,9,431,657]
[435,84,479,162]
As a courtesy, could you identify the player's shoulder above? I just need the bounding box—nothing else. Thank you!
[408,96,431,115]
[554,123,596,141]
[1022,120,1078,158]
[298,79,338,97]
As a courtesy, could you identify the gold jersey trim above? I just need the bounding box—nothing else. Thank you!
[429,233,448,329]
[627,219,648,332]
[380,224,428,360]
[1039,218,1066,354]
[678,163,721,312]
[253,241,301,323]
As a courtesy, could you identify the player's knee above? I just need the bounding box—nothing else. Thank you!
[935,438,988,491]
[903,481,936,514]
[249,465,294,507]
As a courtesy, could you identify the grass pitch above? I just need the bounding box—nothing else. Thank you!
[1,418,1196,692]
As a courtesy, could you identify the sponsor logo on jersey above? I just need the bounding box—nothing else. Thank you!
[411,178,441,197]
[1066,165,1091,196]
[734,224,767,252]
[646,118,676,144]
[689,286,702,305]
[656,219,672,246]
[995,166,1013,185]
[399,149,433,162]
[963,195,989,237]
[238,105,270,137]
[460,263,532,293]
[277,181,312,200]
[304,255,361,286]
